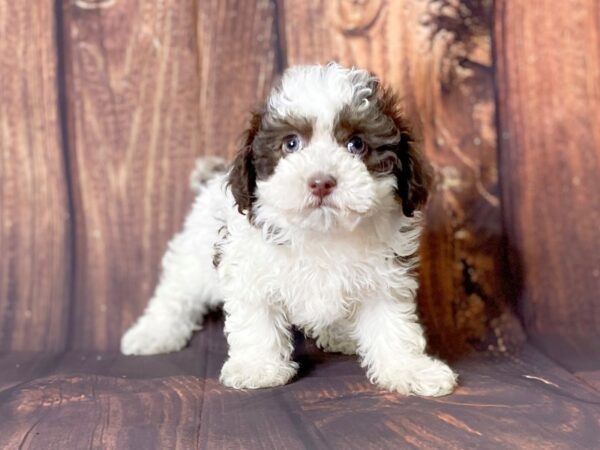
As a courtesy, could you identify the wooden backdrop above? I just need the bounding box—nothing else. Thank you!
[1,0,598,359]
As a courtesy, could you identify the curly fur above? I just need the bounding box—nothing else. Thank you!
[121,63,457,397]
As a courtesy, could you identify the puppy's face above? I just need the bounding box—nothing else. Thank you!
[229,64,430,233]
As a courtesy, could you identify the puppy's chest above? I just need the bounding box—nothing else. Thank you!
[275,244,396,326]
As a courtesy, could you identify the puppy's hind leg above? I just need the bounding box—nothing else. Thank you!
[314,320,357,355]
[121,179,225,355]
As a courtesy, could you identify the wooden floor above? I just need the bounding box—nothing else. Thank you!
[1,314,598,450]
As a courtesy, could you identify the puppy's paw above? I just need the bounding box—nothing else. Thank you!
[405,357,458,397]
[121,316,191,355]
[315,331,357,355]
[220,357,298,389]
[374,356,458,397]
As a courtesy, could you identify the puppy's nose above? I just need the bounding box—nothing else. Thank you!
[308,173,337,198]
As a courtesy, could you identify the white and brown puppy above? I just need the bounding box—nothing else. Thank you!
[121,63,457,396]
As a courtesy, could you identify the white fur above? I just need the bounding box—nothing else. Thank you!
[121,63,457,396]
[269,64,375,127]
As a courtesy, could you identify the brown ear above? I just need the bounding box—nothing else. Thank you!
[377,86,432,216]
[395,130,432,217]
[228,112,262,215]
[229,145,256,215]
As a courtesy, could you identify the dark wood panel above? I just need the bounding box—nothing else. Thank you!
[63,0,279,350]
[196,0,281,160]
[495,0,600,349]
[0,2,71,350]
[279,0,522,357]
[64,0,204,350]
[1,318,599,449]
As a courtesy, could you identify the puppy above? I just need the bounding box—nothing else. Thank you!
[121,63,457,396]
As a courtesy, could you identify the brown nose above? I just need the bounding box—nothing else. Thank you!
[308,173,337,198]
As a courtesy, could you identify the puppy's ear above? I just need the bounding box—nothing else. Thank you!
[229,146,256,215]
[395,130,432,217]
[378,87,432,216]
[229,112,261,215]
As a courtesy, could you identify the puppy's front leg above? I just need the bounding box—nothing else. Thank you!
[220,297,297,389]
[354,295,457,397]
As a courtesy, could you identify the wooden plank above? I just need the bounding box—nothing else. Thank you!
[278,0,521,357]
[495,0,600,348]
[196,0,281,160]
[1,320,599,449]
[63,0,279,349]
[0,2,71,350]
[64,0,203,350]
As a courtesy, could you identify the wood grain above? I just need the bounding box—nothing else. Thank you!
[63,0,279,350]
[1,318,598,450]
[0,2,71,350]
[196,0,281,160]
[279,0,521,357]
[1,3,599,447]
[63,0,203,350]
[495,0,600,351]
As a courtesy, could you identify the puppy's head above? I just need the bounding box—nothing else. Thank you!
[229,63,431,233]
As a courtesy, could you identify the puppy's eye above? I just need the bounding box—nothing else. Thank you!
[283,135,303,153]
[346,136,366,154]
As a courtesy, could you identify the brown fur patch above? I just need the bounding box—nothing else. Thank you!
[229,109,314,216]
[212,225,229,269]
[378,88,432,216]
[228,111,260,215]
[333,84,432,217]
